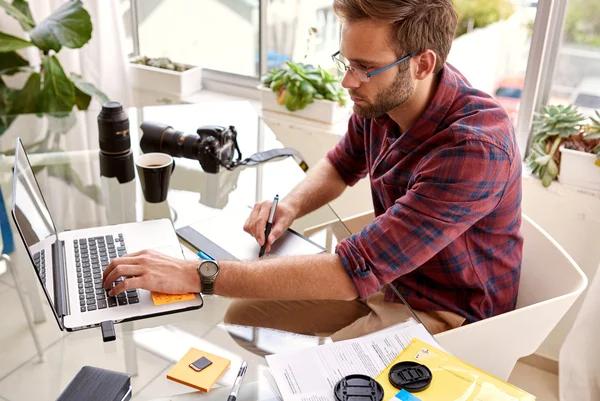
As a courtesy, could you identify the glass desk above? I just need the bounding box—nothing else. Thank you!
[0,102,419,401]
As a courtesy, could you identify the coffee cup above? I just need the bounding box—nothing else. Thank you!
[135,153,175,203]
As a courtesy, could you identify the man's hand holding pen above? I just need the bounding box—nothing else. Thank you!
[244,195,297,255]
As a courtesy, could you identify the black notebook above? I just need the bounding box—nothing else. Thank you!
[57,366,131,401]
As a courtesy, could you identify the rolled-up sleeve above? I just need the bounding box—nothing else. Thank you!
[326,114,368,186]
[336,140,512,299]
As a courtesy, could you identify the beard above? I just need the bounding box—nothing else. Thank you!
[350,65,415,119]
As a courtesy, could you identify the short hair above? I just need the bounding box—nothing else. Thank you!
[333,0,458,73]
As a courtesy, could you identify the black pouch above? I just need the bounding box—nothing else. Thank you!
[56,366,131,401]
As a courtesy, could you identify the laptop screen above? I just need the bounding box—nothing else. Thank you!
[11,138,60,317]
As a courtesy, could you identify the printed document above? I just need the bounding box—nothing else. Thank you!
[265,323,439,401]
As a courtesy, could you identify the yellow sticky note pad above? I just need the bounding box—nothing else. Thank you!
[151,291,196,306]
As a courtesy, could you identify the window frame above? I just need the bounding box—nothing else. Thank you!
[127,0,570,155]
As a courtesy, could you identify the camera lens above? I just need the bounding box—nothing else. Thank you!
[97,101,134,184]
[140,121,203,161]
[98,101,131,154]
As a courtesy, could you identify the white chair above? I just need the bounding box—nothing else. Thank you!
[319,211,588,381]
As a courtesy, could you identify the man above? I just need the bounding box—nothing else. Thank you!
[103,0,522,339]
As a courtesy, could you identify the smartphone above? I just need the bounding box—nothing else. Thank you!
[189,356,213,372]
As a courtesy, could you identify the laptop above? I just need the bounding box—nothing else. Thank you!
[11,138,203,331]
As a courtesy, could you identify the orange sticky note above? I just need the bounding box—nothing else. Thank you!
[166,347,231,392]
[151,291,196,306]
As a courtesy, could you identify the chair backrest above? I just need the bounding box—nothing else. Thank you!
[435,213,587,380]
[516,214,587,308]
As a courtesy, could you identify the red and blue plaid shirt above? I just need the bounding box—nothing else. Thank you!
[327,64,523,323]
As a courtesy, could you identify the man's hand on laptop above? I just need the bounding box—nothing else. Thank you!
[102,249,200,296]
[244,199,296,253]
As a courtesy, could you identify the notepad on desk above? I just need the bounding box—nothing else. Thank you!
[176,208,325,260]
[166,347,231,392]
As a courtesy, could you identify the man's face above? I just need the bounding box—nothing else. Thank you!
[339,20,415,119]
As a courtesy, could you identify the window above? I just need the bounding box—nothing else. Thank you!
[128,0,260,77]
[448,0,535,127]
[547,0,600,114]
[266,0,340,72]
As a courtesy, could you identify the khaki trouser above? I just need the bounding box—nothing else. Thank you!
[224,289,466,341]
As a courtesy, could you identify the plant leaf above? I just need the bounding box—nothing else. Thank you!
[30,0,92,52]
[73,85,91,110]
[0,78,16,135]
[0,31,33,52]
[69,73,109,106]
[0,0,35,31]
[11,0,35,31]
[0,50,28,74]
[7,71,40,114]
[40,55,74,113]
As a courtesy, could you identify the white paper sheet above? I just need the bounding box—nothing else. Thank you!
[265,324,439,401]
[189,208,324,260]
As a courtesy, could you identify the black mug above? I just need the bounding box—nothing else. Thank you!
[135,153,175,203]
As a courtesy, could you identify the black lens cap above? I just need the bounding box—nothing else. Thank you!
[388,361,432,392]
[333,374,384,401]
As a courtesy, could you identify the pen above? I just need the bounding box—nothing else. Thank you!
[227,361,248,401]
[197,250,214,260]
[259,194,278,257]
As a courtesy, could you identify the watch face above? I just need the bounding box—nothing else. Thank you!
[200,261,218,277]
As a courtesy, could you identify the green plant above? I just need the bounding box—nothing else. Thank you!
[131,56,191,72]
[262,61,346,112]
[527,105,600,187]
[584,111,600,165]
[0,0,108,134]
[454,0,514,38]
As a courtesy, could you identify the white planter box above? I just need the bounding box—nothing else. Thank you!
[559,146,600,191]
[258,86,350,124]
[129,61,202,97]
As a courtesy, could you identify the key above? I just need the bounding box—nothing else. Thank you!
[118,298,128,306]
[80,306,86,312]
[128,297,139,304]
[98,300,107,309]
[87,305,97,311]
[108,297,118,307]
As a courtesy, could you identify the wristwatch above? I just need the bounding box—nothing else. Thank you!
[197,259,219,295]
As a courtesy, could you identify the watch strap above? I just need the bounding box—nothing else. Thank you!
[201,276,215,295]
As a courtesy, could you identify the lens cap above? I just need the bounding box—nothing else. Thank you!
[388,361,432,392]
[101,101,123,113]
[333,374,383,401]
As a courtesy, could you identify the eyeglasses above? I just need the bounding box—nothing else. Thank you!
[331,51,418,83]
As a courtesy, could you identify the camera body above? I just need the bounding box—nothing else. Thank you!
[140,122,240,174]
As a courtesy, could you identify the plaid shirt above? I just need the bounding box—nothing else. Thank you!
[327,64,523,323]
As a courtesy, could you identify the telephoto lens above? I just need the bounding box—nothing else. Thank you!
[98,101,135,183]
[98,101,137,224]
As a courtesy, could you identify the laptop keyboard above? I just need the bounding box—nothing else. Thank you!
[73,234,139,313]
[32,249,46,284]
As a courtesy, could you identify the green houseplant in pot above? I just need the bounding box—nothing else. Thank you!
[0,0,108,134]
[527,105,600,188]
[260,61,348,124]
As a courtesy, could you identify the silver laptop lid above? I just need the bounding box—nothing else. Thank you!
[11,137,65,329]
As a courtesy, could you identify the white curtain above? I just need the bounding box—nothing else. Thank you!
[559,262,600,400]
[1,0,132,107]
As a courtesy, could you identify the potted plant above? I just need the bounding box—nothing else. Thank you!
[129,56,203,99]
[527,105,600,189]
[0,0,109,135]
[259,61,349,124]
